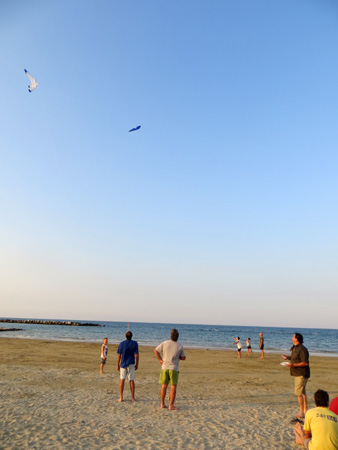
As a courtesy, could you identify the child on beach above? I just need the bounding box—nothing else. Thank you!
[100,337,108,374]
[243,337,253,356]
[232,336,242,358]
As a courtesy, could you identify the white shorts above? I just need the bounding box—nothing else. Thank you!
[120,364,135,381]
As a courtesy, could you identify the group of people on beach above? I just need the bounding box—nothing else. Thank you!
[232,331,265,358]
[100,329,338,448]
[280,332,338,450]
[100,328,185,410]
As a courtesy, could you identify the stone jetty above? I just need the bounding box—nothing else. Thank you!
[0,319,103,327]
[0,328,23,332]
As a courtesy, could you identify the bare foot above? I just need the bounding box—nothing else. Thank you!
[161,404,167,409]
[118,398,123,402]
[132,398,136,402]
[169,405,179,411]
[296,413,305,419]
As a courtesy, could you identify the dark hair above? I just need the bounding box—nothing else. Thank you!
[314,389,329,407]
[294,333,303,344]
[171,329,179,341]
[126,331,133,340]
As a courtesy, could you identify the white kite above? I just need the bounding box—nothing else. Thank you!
[24,69,39,92]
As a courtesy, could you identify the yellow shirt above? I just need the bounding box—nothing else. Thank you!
[304,407,338,450]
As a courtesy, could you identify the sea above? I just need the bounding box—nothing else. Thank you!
[1,318,337,357]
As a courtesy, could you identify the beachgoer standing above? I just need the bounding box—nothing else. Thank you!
[259,332,264,359]
[244,337,253,356]
[294,389,338,450]
[154,328,186,411]
[100,337,108,374]
[282,332,310,419]
[117,331,139,402]
[232,336,242,358]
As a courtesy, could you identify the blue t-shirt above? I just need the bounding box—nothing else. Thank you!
[117,340,139,368]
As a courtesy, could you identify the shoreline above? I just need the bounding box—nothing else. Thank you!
[1,338,338,449]
[1,334,338,358]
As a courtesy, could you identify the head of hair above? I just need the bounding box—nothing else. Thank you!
[126,331,133,340]
[237,336,240,340]
[248,337,250,340]
[314,389,329,407]
[294,333,303,344]
[171,328,179,342]
[104,337,108,341]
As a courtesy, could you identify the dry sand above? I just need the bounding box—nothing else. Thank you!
[1,338,337,449]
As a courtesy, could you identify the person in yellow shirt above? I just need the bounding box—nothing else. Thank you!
[295,389,338,450]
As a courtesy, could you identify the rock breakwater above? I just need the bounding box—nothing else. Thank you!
[0,319,103,327]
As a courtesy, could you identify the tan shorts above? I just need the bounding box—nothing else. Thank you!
[294,376,308,396]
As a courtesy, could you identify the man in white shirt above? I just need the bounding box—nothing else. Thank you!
[154,329,186,410]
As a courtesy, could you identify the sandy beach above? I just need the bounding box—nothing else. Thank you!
[1,338,337,449]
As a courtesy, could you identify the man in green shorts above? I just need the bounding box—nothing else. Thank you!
[154,329,186,410]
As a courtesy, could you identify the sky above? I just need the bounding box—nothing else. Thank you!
[1,0,338,328]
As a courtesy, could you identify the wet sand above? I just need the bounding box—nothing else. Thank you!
[1,338,337,449]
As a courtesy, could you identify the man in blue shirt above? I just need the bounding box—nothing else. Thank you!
[117,331,139,402]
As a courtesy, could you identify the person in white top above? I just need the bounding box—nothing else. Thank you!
[232,336,242,358]
[100,337,108,374]
[154,329,186,410]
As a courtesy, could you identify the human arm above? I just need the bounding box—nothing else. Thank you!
[304,430,311,439]
[179,347,186,361]
[154,349,163,365]
[117,353,121,371]
[282,355,291,361]
[286,361,309,368]
[303,413,312,440]
[135,353,139,370]
[287,347,309,368]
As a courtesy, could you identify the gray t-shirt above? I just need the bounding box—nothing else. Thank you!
[155,340,186,371]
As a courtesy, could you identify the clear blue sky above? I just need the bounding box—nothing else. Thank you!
[1,1,338,328]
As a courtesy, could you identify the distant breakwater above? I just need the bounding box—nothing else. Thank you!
[0,319,103,327]
[0,328,23,332]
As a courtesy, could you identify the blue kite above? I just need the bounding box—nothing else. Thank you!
[129,125,141,132]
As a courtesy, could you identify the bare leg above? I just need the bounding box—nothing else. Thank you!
[130,380,136,401]
[303,394,308,415]
[296,395,305,418]
[161,385,168,408]
[100,363,104,374]
[260,349,264,358]
[169,385,178,410]
[119,379,125,402]
[294,422,304,445]
[238,351,241,358]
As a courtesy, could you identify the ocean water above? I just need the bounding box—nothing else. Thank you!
[1,318,337,357]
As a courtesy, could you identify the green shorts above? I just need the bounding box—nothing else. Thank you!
[159,369,179,386]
